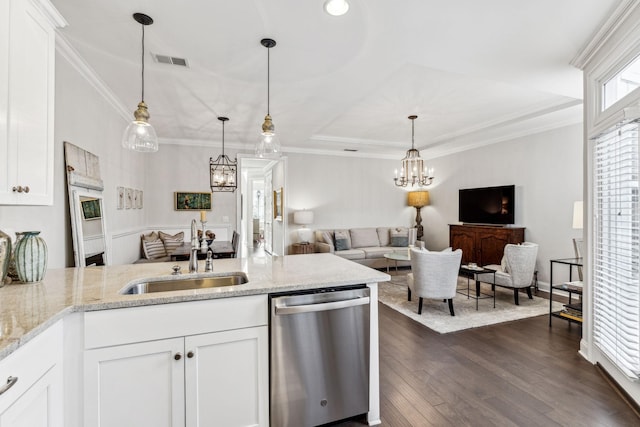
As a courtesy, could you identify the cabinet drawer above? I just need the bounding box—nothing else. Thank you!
[0,320,63,412]
[84,295,268,349]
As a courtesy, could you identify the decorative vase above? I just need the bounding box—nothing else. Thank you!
[14,231,48,283]
[0,229,11,287]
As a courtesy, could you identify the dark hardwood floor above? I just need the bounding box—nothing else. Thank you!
[336,302,639,427]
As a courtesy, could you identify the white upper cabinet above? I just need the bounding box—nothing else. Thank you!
[0,0,66,205]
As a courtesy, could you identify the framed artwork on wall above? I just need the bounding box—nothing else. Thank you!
[273,187,283,221]
[125,188,133,209]
[117,187,124,210]
[175,192,212,211]
[137,190,143,209]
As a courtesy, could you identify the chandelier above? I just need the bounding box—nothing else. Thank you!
[394,115,434,187]
[210,117,237,192]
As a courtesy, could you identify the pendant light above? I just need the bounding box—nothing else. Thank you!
[210,117,237,192]
[255,38,281,158]
[393,115,434,187]
[122,13,158,153]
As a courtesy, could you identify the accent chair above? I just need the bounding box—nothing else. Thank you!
[407,247,462,316]
[477,242,538,305]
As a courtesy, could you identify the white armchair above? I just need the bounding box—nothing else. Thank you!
[477,242,538,305]
[407,248,462,316]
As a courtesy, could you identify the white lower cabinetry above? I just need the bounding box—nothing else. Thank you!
[0,321,64,427]
[83,296,269,427]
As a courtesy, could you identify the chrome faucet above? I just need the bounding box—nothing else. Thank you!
[189,219,199,273]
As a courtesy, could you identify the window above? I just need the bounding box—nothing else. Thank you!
[603,54,640,110]
[593,120,640,380]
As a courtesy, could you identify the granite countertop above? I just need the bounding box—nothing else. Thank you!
[0,253,389,360]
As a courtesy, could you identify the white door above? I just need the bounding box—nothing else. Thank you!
[84,338,185,427]
[185,327,269,427]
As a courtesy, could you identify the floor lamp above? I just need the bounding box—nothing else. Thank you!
[408,191,430,240]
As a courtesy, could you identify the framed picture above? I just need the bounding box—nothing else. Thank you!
[117,186,124,210]
[81,198,102,220]
[175,192,212,211]
[125,188,133,209]
[137,190,143,209]
[273,187,283,221]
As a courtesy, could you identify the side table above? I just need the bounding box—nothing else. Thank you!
[291,243,314,255]
[458,265,496,310]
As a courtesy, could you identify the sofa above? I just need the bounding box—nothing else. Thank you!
[314,227,417,269]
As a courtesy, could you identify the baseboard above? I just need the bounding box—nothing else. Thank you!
[596,362,640,420]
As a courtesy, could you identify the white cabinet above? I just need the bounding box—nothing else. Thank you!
[83,296,269,427]
[0,0,66,205]
[0,320,64,427]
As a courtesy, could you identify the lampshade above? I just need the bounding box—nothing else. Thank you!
[294,210,314,225]
[408,191,430,208]
[573,201,583,229]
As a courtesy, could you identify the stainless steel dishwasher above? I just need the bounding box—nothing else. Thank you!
[270,285,370,427]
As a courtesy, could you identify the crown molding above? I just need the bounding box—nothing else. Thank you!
[33,0,68,28]
[55,34,130,122]
[571,0,640,69]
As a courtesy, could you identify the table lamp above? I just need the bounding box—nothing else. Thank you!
[294,210,314,244]
[408,191,430,240]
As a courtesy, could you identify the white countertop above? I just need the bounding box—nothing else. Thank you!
[0,253,389,360]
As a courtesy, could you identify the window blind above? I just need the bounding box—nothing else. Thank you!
[593,120,640,380]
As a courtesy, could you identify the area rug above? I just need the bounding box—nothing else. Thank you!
[378,272,564,334]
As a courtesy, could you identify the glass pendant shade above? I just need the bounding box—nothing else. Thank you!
[122,102,158,152]
[255,38,281,158]
[122,13,158,153]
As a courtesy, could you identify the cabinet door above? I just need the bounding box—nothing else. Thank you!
[0,366,63,427]
[84,338,185,427]
[185,326,269,427]
[476,230,511,266]
[0,0,57,205]
[450,226,476,264]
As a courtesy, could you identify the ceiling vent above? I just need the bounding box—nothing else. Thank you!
[152,53,189,67]
[344,148,358,152]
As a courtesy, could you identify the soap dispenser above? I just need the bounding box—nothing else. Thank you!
[205,249,213,272]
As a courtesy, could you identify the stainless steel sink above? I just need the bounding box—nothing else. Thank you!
[120,273,248,295]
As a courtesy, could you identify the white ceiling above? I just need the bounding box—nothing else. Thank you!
[51,0,620,159]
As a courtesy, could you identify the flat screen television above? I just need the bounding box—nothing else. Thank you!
[458,185,515,225]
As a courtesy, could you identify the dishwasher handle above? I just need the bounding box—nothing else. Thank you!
[274,295,370,315]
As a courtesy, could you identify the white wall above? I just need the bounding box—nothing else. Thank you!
[421,123,583,286]
[144,143,237,242]
[286,154,416,251]
[0,52,146,268]
[285,124,582,285]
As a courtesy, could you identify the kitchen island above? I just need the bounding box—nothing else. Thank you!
[0,253,388,426]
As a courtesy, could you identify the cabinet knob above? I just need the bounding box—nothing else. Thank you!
[187,351,194,358]
[11,186,30,193]
[174,353,182,361]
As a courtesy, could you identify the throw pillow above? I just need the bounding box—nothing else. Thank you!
[159,231,184,241]
[321,231,334,246]
[142,239,167,259]
[162,237,183,255]
[334,229,351,251]
[390,227,409,247]
[141,231,159,242]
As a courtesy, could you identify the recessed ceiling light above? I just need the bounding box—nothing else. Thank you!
[324,0,349,16]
